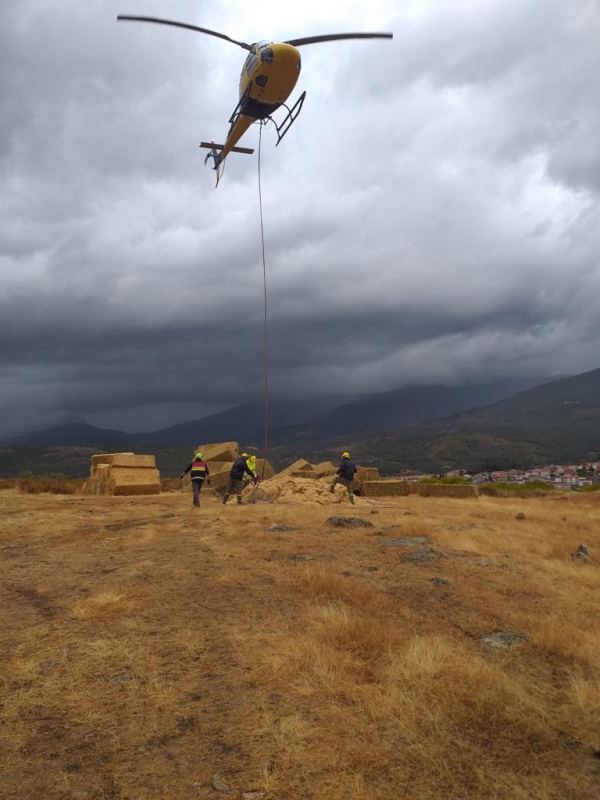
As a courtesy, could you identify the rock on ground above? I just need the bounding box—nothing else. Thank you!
[211,773,232,794]
[380,537,430,547]
[572,544,593,564]
[327,516,375,528]
[409,549,444,563]
[478,631,528,653]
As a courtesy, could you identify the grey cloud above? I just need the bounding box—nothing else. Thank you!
[1,0,599,437]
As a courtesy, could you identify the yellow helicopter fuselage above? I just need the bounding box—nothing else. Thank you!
[219,42,301,163]
[239,42,301,110]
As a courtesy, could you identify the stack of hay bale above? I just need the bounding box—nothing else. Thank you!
[351,465,411,497]
[244,458,411,501]
[285,460,411,497]
[82,453,160,496]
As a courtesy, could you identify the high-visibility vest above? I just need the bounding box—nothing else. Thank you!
[191,458,208,479]
[243,461,257,482]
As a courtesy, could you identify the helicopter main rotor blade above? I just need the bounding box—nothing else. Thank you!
[117,15,253,51]
[285,32,393,47]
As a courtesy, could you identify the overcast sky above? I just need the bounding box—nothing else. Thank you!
[1,0,599,436]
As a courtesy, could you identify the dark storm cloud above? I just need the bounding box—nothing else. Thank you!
[1,0,600,436]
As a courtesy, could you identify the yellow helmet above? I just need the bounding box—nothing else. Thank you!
[241,452,249,458]
[195,452,203,460]
[342,451,350,459]
[250,455,257,462]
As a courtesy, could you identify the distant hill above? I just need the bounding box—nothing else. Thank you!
[438,368,600,431]
[2,422,133,448]
[1,397,343,448]
[308,377,555,434]
[348,368,600,474]
[2,377,559,449]
[4,372,593,477]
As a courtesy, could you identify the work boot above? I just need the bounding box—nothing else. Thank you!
[222,494,229,505]
[328,485,335,494]
[237,496,243,506]
[349,495,355,505]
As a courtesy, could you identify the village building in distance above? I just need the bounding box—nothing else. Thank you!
[438,463,600,490]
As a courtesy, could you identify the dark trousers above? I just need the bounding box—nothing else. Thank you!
[192,478,204,506]
[225,477,244,498]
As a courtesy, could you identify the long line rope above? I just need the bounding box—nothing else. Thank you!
[257,122,269,478]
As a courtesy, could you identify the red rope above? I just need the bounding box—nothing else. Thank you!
[257,122,269,478]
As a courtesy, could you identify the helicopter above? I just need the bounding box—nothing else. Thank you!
[117,15,393,185]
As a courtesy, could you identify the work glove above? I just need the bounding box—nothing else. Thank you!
[207,479,211,486]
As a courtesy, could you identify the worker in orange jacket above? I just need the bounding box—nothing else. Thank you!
[180,450,211,507]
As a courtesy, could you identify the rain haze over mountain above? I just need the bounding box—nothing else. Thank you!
[1,0,599,438]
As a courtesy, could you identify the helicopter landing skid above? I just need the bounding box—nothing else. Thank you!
[268,91,307,146]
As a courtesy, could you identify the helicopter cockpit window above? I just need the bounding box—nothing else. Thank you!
[241,52,257,78]
[260,48,274,64]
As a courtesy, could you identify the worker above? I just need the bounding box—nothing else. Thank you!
[329,451,357,504]
[222,452,255,505]
[243,454,259,487]
[180,449,210,507]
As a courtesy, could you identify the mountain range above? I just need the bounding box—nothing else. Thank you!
[2,375,554,448]
[351,367,600,474]
[3,369,600,477]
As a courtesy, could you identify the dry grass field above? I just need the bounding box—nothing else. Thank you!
[1,486,599,800]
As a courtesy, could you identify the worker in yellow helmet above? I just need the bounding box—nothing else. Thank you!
[180,448,210,507]
[243,454,259,487]
[329,451,357,504]
[223,452,255,505]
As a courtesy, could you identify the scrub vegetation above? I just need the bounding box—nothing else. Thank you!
[1,487,599,799]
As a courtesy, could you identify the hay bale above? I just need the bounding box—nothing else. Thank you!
[275,459,314,479]
[313,461,337,479]
[353,466,381,492]
[255,458,276,480]
[199,442,239,462]
[110,467,161,496]
[361,467,380,481]
[208,460,232,474]
[82,453,160,496]
[244,476,347,505]
[361,480,410,497]
[291,470,317,479]
[91,453,134,475]
[245,482,283,503]
[418,483,479,499]
[83,463,111,494]
[108,454,156,469]
[208,464,235,492]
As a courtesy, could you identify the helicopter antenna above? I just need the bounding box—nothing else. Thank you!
[117,15,253,51]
